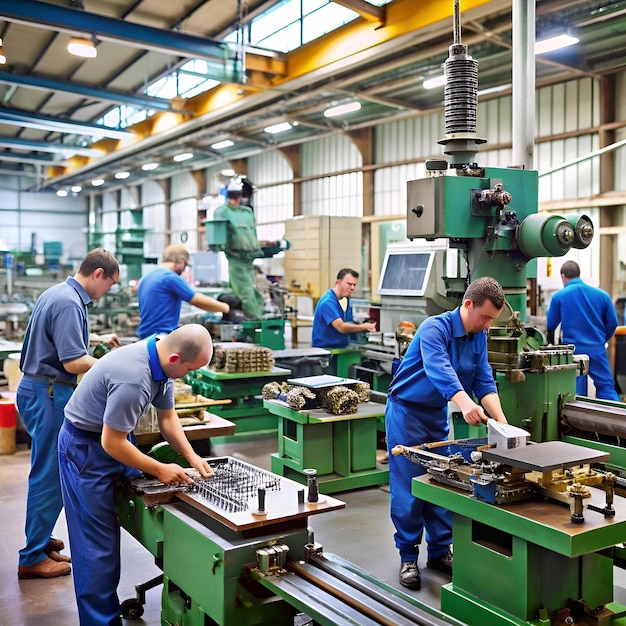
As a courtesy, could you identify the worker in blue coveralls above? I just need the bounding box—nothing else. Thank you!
[16,248,121,580]
[386,276,509,590]
[58,324,215,626]
[137,243,229,338]
[547,260,620,401]
[312,268,377,349]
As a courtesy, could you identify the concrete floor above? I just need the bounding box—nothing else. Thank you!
[3,430,626,626]
[0,430,450,626]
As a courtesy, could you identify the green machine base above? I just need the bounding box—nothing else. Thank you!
[413,474,626,626]
[265,399,389,493]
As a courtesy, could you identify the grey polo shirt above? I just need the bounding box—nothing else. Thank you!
[20,276,91,382]
[64,338,174,434]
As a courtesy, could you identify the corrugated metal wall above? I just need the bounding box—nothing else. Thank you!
[248,151,294,241]
[301,135,363,216]
[170,172,200,253]
[141,180,166,258]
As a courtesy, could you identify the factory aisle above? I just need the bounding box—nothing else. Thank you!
[3,432,626,625]
[0,432,449,626]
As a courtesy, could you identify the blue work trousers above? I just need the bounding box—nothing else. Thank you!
[16,377,73,566]
[58,420,135,626]
[577,348,620,401]
[385,396,452,562]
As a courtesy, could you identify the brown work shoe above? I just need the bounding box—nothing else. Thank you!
[46,550,71,563]
[18,557,71,579]
[46,538,65,552]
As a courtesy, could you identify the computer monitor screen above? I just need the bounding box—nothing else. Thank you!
[377,250,434,296]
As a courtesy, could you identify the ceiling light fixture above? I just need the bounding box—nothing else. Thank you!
[0,38,7,65]
[324,102,362,118]
[221,168,235,177]
[535,32,579,55]
[56,189,68,197]
[70,185,82,193]
[142,162,159,171]
[91,178,105,187]
[211,140,234,150]
[173,152,193,162]
[67,36,97,59]
[114,171,130,180]
[263,122,292,134]
[423,75,446,90]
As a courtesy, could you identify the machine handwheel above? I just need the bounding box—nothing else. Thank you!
[121,598,144,620]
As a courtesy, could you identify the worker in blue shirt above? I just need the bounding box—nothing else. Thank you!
[312,268,376,349]
[137,244,229,338]
[17,248,121,580]
[386,277,508,590]
[547,260,620,401]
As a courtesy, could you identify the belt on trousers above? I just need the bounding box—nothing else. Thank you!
[23,373,77,389]
[64,419,102,442]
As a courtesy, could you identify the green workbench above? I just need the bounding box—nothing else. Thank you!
[265,399,389,493]
[412,474,626,626]
[325,347,363,378]
[185,366,292,439]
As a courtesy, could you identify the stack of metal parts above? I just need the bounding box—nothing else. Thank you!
[211,342,275,373]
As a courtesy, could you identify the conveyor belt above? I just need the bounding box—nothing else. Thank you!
[562,399,626,439]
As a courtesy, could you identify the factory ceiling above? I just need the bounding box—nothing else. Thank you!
[1,0,626,193]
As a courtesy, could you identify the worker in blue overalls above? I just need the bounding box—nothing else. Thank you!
[58,324,214,625]
[547,260,620,401]
[385,277,509,590]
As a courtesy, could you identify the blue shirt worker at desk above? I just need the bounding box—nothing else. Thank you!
[385,277,509,590]
[137,244,229,338]
[312,268,377,349]
[547,260,620,401]
[58,324,215,626]
[17,248,121,581]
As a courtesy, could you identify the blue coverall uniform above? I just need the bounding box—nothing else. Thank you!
[137,267,196,338]
[386,307,497,562]
[59,336,171,626]
[547,277,619,401]
[312,289,354,349]
[17,276,91,568]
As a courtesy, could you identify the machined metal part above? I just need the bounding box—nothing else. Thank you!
[256,543,290,575]
[562,399,626,439]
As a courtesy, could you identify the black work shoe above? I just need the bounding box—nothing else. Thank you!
[427,551,453,576]
[399,561,421,589]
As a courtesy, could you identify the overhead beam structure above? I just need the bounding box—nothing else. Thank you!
[331,0,385,23]
[0,108,135,140]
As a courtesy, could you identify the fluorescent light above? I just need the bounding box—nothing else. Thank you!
[173,152,193,162]
[423,75,446,90]
[142,162,159,171]
[211,140,234,150]
[114,171,130,180]
[324,102,361,118]
[0,38,6,65]
[70,185,82,193]
[91,178,105,187]
[221,168,235,177]
[263,122,292,134]
[535,33,579,55]
[67,36,97,59]
[56,189,68,197]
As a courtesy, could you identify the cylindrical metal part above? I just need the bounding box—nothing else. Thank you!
[304,468,319,503]
[565,214,594,249]
[257,486,266,512]
[517,213,574,258]
[444,45,479,136]
[562,400,626,439]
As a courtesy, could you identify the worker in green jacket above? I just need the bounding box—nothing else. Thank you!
[214,180,265,319]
